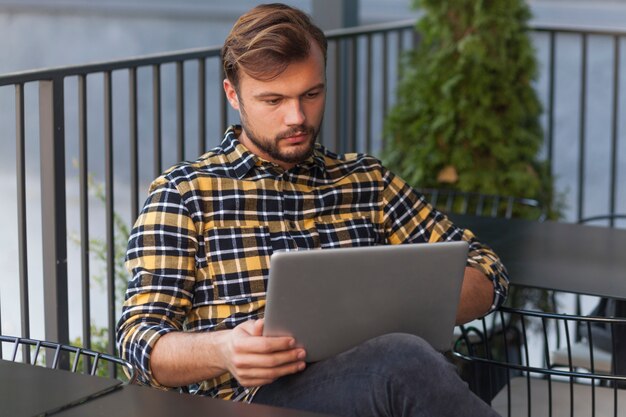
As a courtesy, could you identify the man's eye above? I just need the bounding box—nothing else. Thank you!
[265,98,281,105]
[306,91,320,99]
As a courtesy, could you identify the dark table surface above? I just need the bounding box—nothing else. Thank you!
[1,358,334,417]
[0,359,122,416]
[451,214,626,300]
[53,383,335,417]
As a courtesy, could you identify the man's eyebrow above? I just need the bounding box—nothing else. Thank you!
[253,83,326,99]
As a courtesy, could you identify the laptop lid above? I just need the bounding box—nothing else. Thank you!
[263,241,469,362]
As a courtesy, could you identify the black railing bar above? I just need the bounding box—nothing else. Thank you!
[15,82,30,363]
[586,321,597,417]
[530,23,626,37]
[103,71,116,378]
[541,317,554,417]
[365,34,372,154]
[78,74,91,370]
[577,34,588,221]
[0,45,222,86]
[348,36,357,153]
[563,318,574,417]
[176,61,185,162]
[152,65,162,178]
[334,39,341,153]
[198,58,206,156]
[498,311,512,417]
[611,324,618,413]
[519,316,532,417]
[39,77,70,363]
[553,294,561,349]
[609,35,620,226]
[547,31,556,175]
[381,32,389,151]
[481,316,492,360]
[129,68,139,221]
[541,316,551,369]
[325,19,416,39]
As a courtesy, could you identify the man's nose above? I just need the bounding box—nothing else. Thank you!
[284,99,306,126]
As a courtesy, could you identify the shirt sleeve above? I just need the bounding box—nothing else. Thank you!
[381,168,509,313]
[116,179,198,389]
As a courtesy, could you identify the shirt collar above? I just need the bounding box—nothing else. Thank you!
[221,125,257,179]
[220,125,327,179]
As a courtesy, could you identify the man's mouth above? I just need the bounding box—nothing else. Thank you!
[281,131,309,144]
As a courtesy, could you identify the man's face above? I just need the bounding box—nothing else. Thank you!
[223,43,326,170]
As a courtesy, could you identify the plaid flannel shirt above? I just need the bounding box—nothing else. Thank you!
[116,125,508,402]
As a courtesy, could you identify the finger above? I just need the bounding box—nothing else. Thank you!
[235,319,287,343]
[234,319,259,335]
[232,348,306,370]
[236,361,306,387]
[252,318,264,336]
[232,333,296,354]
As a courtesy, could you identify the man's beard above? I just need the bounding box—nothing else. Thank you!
[240,105,320,166]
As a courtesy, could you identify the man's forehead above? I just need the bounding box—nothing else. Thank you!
[238,50,326,97]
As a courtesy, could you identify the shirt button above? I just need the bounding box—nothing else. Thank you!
[288,221,297,229]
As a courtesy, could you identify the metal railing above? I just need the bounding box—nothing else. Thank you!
[0,19,417,374]
[0,19,625,374]
[530,23,626,226]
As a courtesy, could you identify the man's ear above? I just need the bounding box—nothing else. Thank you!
[223,79,240,111]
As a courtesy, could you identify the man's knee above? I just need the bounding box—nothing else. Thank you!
[347,333,456,378]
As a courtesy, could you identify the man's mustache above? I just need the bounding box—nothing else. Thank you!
[277,125,315,140]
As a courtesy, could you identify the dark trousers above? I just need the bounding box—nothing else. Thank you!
[253,333,500,417]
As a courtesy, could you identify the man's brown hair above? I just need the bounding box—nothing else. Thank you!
[221,3,327,90]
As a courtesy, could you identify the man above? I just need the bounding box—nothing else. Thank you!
[117,4,506,416]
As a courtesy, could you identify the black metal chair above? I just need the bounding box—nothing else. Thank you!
[0,334,136,383]
[454,214,626,414]
[576,214,626,228]
[454,289,626,417]
[549,214,626,385]
[417,188,547,221]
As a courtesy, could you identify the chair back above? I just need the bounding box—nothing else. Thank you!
[417,188,546,221]
[0,335,136,384]
[578,214,626,228]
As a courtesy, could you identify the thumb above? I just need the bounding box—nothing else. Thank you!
[251,318,264,337]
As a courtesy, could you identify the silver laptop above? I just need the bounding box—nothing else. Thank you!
[263,241,469,362]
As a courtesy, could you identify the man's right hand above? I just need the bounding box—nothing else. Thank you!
[150,319,306,389]
[219,319,306,387]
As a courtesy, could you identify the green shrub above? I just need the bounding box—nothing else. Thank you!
[384,0,560,219]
